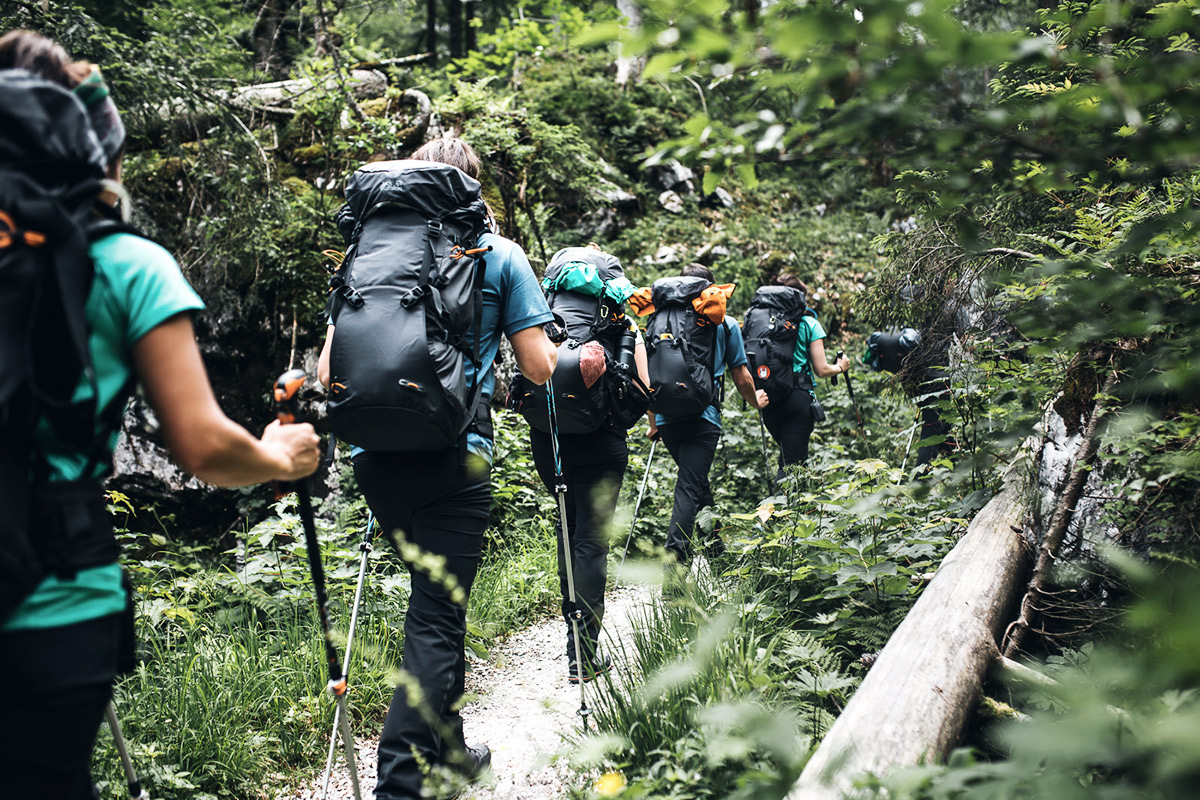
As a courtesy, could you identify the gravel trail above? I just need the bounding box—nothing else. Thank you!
[281,583,654,800]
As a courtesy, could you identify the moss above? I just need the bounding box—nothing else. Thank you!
[979,695,1024,721]
[360,97,390,118]
[291,143,326,163]
[281,176,313,197]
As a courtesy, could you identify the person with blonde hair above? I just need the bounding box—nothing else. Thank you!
[0,29,319,799]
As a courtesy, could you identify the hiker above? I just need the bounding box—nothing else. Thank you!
[0,30,320,800]
[317,137,556,799]
[507,243,651,683]
[636,262,769,566]
[862,327,954,466]
[750,274,850,480]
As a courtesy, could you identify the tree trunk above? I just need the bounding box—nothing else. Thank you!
[789,468,1031,800]
[425,0,438,65]
[250,0,291,79]
[464,0,477,54]
[615,0,644,86]
[447,0,464,60]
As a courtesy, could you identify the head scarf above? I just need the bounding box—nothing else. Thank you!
[72,66,125,167]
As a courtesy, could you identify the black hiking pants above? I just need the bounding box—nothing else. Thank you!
[760,389,816,480]
[0,611,123,800]
[530,426,628,663]
[658,417,723,564]
[354,448,492,800]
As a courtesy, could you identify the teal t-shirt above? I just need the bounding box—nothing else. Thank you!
[3,231,205,632]
[655,316,748,430]
[792,313,828,390]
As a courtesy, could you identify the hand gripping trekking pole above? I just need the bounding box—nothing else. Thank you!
[545,377,591,730]
[274,370,362,800]
[320,511,375,800]
[619,438,657,577]
[105,701,149,800]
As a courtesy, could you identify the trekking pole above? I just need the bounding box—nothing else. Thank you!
[274,369,362,800]
[832,350,864,430]
[619,438,657,575]
[545,377,591,730]
[900,411,921,473]
[320,511,375,800]
[105,701,149,800]
[757,411,772,480]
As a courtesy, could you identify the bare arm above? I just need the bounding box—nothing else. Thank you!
[810,338,850,379]
[318,325,334,388]
[509,324,557,385]
[134,314,320,486]
[731,364,769,410]
[636,336,659,440]
[634,335,650,389]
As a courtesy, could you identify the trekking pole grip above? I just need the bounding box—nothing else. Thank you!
[832,350,843,386]
[273,368,308,497]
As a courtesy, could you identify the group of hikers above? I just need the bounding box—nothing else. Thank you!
[0,29,944,800]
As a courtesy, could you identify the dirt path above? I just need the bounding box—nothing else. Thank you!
[282,583,654,800]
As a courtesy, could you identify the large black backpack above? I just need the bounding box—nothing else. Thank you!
[742,286,812,400]
[644,275,721,417]
[864,328,922,373]
[0,71,126,621]
[507,246,634,434]
[326,160,490,452]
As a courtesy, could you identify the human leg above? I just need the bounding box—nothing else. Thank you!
[354,449,492,800]
[658,419,721,564]
[532,428,628,676]
[0,613,122,800]
[761,390,815,479]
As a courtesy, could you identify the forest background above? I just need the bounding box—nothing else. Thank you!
[2,0,1199,798]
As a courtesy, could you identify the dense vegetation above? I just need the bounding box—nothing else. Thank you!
[3,0,1197,798]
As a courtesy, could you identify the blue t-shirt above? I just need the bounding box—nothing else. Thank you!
[4,232,205,632]
[466,232,554,459]
[345,231,553,464]
[655,316,748,430]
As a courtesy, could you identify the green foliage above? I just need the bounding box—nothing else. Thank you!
[98,464,560,798]
[863,564,1200,799]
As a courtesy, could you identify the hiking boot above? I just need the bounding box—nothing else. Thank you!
[450,743,491,780]
[568,649,612,684]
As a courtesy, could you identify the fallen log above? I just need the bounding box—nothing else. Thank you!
[789,468,1031,800]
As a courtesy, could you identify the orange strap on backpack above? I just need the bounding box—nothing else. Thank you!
[692,284,735,324]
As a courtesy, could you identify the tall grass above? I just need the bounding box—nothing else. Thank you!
[95,486,561,799]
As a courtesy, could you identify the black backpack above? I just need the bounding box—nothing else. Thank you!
[644,275,721,417]
[742,286,813,400]
[864,328,922,373]
[507,247,642,434]
[326,159,490,452]
[0,71,126,621]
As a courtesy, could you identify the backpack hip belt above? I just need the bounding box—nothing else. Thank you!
[34,479,118,579]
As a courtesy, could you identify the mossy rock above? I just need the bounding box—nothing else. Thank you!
[281,177,313,197]
[292,143,327,163]
[360,97,390,118]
